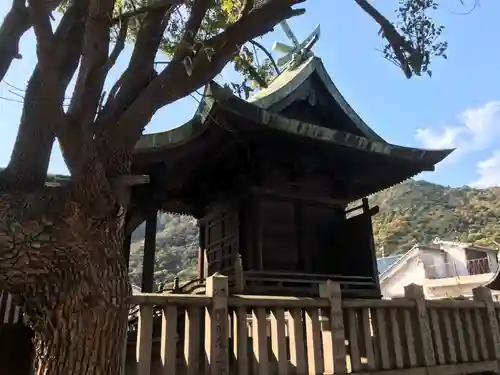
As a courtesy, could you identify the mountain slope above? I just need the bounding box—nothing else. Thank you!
[370,180,500,254]
[129,180,500,286]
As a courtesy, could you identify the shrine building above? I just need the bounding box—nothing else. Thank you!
[124,56,453,299]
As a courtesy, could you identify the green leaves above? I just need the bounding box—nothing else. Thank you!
[379,0,448,78]
[109,0,277,95]
[221,0,242,23]
[371,180,500,254]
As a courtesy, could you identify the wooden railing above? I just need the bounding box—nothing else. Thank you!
[242,270,378,298]
[0,290,23,324]
[128,274,500,375]
[425,258,494,279]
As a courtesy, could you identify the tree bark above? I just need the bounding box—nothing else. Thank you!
[1,68,55,189]
[0,185,131,375]
[33,282,129,375]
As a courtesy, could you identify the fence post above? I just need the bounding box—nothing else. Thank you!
[404,283,436,366]
[121,323,128,375]
[473,286,500,360]
[136,305,154,375]
[205,273,229,375]
[320,280,347,374]
[203,249,209,278]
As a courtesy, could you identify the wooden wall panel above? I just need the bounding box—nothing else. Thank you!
[343,212,377,278]
[259,199,298,271]
[300,204,343,274]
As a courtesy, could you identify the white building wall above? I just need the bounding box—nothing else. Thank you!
[426,282,486,299]
[381,256,426,298]
[419,250,447,277]
[486,250,499,271]
[380,241,499,299]
[438,242,469,276]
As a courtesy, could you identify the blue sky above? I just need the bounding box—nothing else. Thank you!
[1,1,499,188]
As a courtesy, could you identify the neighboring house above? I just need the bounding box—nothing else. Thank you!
[378,238,500,300]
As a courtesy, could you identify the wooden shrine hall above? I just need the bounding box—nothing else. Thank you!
[124,56,453,299]
[0,54,455,375]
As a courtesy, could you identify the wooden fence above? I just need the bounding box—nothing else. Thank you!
[0,290,23,324]
[128,274,500,375]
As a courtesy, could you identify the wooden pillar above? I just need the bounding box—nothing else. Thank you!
[295,202,308,272]
[205,274,229,375]
[473,286,500,360]
[142,209,157,293]
[253,197,263,271]
[363,198,382,294]
[198,220,206,278]
[404,283,436,366]
[234,254,244,293]
[320,280,347,374]
[123,233,132,269]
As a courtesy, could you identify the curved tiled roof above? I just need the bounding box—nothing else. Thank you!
[249,56,384,142]
[134,83,453,169]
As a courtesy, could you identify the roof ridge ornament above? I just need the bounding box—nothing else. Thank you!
[272,21,320,70]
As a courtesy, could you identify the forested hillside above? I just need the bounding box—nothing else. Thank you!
[129,180,500,287]
[370,180,500,254]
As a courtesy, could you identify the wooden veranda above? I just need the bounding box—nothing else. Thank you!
[128,275,500,375]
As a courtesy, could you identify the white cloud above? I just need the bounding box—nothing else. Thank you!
[470,150,500,188]
[415,101,500,161]
[415,126,465,150]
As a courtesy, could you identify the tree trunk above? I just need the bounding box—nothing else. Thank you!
[33,290,129,375]
[0,185,131,375]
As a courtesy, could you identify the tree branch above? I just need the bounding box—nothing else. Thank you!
[238,0,254,19]
[111,0,183,25]
[68,0,115,130]
[90,16,129,125]
[353,0,416,78]
[249,39,280,74]
[0,0,62,82]
[156,0,305,101]
[52,0,122,208]
[0,0,30,82]
[238,56,268,88]
[98,5,173,127]
[27,0,57,75]
[98,0,305,172]
[1,0,91,189]
[108,18,129,70]
[171,0,212,64]
[24,0,72,179]
[96,5,174,177]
